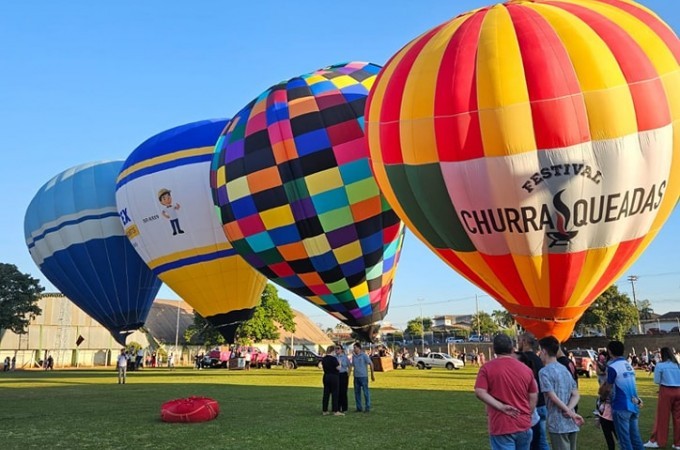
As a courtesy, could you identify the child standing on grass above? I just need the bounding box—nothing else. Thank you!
[538,336,584,450]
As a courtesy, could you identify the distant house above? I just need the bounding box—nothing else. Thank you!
[642,311,680,334]
[432,315,472,333]
[378,321,401,336]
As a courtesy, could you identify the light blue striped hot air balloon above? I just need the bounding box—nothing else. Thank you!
[24,161,162,345]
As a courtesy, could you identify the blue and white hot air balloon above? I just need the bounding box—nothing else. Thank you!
[24,161,162,345]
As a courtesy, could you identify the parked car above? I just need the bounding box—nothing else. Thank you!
[207,347,232,368]
[570,348,597,378]
[278,350,323,369]
[414,352,464,370]
[468,335,482,342]
[446,337,465,344]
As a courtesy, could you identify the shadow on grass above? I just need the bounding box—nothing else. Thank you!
[0,370,489,449]
[0,368,658,450]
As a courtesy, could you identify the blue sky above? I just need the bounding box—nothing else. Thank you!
[2,1,678,330]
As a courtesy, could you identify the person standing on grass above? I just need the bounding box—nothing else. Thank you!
[537,336,584,450]
[117,349,128,384]
[516,332,549,450]
[335,345,350,413]
[602,340,644,450]
[321,345,343,416]
[135,348,144,370]
[350,342,375,413]
[244,350,251,371]
[643,347,680,449]
[596,380,617,450]
[475,334,538,450]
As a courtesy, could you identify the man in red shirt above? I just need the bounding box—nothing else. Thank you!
[475,334,538,449]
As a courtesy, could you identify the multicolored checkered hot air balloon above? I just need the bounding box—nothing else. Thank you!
[366,0,680,341]
[211,62,405,341]
[116,120,267,343]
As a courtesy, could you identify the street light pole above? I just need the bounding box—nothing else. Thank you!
[628,275,643,334]
[174,300,181,356]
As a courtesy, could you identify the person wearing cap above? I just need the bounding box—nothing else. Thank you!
[158,188,184,235]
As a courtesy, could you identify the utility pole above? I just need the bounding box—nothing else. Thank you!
[418,298,425,355]
[475,294,481,337]
[628,275,643,335]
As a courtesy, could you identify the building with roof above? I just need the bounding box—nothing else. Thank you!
[0,293,334,367]
[432,315,472,333]
[642,311,680,334]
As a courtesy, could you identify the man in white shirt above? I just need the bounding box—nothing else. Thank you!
[117,350,128,384]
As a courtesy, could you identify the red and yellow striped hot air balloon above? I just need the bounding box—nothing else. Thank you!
[366,0,680,341]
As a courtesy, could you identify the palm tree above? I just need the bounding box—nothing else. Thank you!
[492,309,513,328]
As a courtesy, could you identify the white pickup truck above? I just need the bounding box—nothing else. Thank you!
[414,352,464,370]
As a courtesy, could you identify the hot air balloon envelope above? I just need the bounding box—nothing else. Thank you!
[211,62,405,341]
[366,0,680,341]
[116,119,267,343]
[24,161,162,345]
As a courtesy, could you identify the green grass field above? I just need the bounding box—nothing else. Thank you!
[0,365,659,449]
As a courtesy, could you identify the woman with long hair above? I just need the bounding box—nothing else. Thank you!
[643,347,680,449]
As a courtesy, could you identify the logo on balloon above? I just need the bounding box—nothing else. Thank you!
[459,163,667,244]
[548,191,578,248]
[119,208,132,226]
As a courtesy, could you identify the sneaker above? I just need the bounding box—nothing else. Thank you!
[643,441,659,449]
[333,412,345,416]
[322,412,329,416]
[672,445,680,450]
[354,409,363,413]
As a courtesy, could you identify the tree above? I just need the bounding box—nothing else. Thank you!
[126,341,143,354]
[471,312,498,335]
[185,284,296,345]
[576,285,639,340]
[637,299,654,320]
[491,309,514,328]
[405,316,432,337]
[184,313,225,347]
[0,263,44,334]
[238,284,296,342]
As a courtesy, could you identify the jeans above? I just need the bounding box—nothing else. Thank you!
[612,409,644,450]
[531,405,549,450]
[354,377,370,411]
[490,429,533,450]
